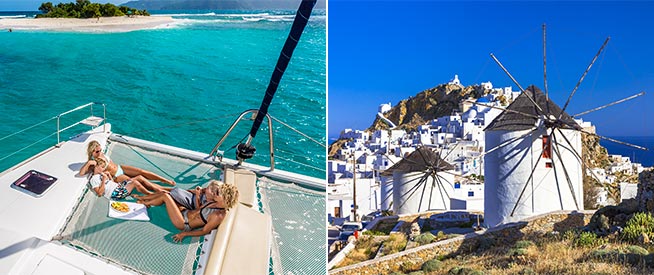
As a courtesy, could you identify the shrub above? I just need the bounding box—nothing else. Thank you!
[626,245,649,255]
[414,232,436,245]
[390,273,404,275]
[362,230,387,236]
[421,259,442,272]
[575,231,601,247]
[590,248,619,260]
[562,230,577,242]
[448,267,478,275]
[408,272,424,275]
[507,248,528,257]
[383,234,408,255]
[514,240,535,249]
[621,212,654,243]
[400,260,418,273]
[518,267,536,275]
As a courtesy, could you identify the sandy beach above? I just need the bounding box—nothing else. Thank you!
[0,16,175,32]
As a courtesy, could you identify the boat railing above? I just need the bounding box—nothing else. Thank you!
[56,102,106,144]
[0,102,106,165]
[209,109,275,171]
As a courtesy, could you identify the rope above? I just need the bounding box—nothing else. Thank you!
[270,115,326,148]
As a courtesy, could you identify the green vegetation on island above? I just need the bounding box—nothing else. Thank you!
[36,0,149,19]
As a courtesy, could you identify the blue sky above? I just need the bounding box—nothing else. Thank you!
[328,1,654,139]
[0,0,124,11]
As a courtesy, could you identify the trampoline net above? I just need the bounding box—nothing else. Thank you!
[57,142,219,275]
[57,141,326,275]
[259,177,326,275]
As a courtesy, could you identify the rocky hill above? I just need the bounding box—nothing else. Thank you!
[329,83,486,157]
[368,84,486,132]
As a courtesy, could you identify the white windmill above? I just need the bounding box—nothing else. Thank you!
[381,146,456,215]
[478,25,647,227]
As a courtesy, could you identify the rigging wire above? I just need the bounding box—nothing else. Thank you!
[275,155,325,172]
[270,115,326,148]
[0,116,56,143]
[120,113,242,136]
[0,131,57,163]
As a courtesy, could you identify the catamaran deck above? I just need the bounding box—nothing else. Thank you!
[0,124,326,275]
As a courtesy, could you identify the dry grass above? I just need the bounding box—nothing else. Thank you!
[379,233,408,257]
[401,234,654,275]
[334,235,384,268]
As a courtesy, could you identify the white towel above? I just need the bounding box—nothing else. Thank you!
[108,200,150,221]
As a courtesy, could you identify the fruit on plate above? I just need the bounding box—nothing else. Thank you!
[111,201,129,213]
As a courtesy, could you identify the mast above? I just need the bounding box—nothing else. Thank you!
[249,0,317,140]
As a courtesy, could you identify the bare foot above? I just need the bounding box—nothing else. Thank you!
[136,200,151,208]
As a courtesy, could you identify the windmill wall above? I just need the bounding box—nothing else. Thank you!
[484,127,583,227]
[392,171,455,215]
[380,176,393,210]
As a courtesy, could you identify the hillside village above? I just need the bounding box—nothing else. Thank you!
[327,75,648,266]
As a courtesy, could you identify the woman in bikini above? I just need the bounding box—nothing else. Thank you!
[135,180,239,242]
[79,140,175,186]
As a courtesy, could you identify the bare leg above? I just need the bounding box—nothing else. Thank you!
[132,175,165,193]
[122,164,176,186]
[136,191,169,207]
[160,194,186,230]
[126,180,153,196]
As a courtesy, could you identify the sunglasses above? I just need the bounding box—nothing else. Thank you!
[94,149,102,153]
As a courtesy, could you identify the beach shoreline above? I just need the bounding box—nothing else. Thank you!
[0,16,175,33]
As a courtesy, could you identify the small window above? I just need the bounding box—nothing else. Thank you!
[545,162,553,168]
[542,135,552,159]
[454,183,461,189]
[468,191,474,197]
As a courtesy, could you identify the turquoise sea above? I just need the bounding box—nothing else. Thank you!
[0,10,326,179]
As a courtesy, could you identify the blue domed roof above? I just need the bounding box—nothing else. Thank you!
[477,97,490,103]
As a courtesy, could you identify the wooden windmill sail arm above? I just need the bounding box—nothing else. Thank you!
[396,172,430,209]
[555,128,605,185]
[573,91,645,117]
[434,175,448,211]
[490,53,544,114]
[551,132,581,210]
[510,151,545,217]
[475,128,537,160]
[559,37,611,118]
[576,128,648,151]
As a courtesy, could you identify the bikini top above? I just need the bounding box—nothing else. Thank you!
[199,202,225,225]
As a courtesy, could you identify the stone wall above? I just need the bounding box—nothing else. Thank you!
[328,210,594,275]
[638,170,654,212]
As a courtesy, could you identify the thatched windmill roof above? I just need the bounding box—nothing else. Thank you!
[381,147,454,177]
[485,85,581,131]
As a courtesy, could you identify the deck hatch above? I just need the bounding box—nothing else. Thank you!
[11,170,57,197]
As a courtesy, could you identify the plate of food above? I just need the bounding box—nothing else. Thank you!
[110,201,130,213]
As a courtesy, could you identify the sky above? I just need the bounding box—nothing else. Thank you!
[328,1,654,139]
[0,0,124,11]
